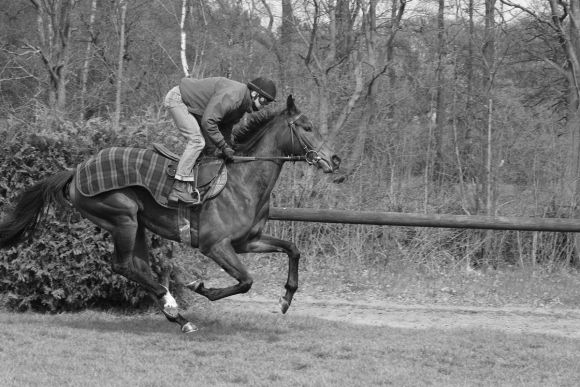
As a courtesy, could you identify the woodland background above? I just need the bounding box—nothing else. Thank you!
[2,0,580,311]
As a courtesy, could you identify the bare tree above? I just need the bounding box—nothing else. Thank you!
[180,0,190,76]
[483,0,496,217]
[344,0,406,176]
[79,0,97,121]
[433,0,446,184]
[113,0,127,131]
[29,0,77,121]
[500,0,580,262]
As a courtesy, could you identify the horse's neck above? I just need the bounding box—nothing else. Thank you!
[243,120,286,158]
[236,156,283,193]
[237,128,285,201]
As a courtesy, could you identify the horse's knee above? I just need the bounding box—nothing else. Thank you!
[287,243,300,260]
[111,260,141,282]
[111,261,131,277]
[239,276,253,293]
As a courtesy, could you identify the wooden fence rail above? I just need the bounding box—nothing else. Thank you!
[268,207,580,232]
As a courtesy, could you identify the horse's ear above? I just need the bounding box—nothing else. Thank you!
[286,95,298,114]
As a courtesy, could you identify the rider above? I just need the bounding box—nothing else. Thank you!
[164,76,277,206]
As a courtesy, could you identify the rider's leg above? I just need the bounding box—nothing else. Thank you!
[164,87,205,206]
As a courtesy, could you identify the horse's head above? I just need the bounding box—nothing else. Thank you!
[281,95,341,173]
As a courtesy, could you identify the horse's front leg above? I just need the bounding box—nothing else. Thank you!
[239,235,300,314]
[191,238,254,301]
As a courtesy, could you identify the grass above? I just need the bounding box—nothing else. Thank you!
[5,226,580,386]
[180,245,580,309]
[1,305,580,387]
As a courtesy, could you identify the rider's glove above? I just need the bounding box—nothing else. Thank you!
[221,145,235,163]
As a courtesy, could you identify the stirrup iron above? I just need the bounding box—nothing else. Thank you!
[191,187,201,205]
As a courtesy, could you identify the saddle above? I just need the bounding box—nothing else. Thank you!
[151,143,227,206]
[151,144,227,245]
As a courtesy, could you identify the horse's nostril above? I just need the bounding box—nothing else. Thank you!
[332,155,341,169]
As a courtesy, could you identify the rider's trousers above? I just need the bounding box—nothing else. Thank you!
[164,86,205,182]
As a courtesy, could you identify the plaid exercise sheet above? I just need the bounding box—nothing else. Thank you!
[75,147,174,207]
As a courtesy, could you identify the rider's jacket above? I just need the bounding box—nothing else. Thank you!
[179,77,253,150]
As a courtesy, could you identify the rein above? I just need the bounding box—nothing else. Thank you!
[231,112,319,165]
[232,155,306,163]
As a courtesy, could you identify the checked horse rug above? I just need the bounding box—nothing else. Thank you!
[75,146,227,208]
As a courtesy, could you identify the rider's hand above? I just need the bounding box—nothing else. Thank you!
[221,145,235,163]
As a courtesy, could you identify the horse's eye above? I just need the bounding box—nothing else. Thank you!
[302,123,312,132]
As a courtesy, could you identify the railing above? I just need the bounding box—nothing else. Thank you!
[268,207,580,232]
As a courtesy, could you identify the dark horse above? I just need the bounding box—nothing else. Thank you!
[0,96,340,333]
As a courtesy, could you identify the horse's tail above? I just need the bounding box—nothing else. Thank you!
[0,169,74,248]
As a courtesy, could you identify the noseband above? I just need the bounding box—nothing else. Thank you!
[287,114,322,165]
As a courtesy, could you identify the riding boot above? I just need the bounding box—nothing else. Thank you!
[168,180,200,207]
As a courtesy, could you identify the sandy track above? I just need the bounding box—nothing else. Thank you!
[221,294,580,338]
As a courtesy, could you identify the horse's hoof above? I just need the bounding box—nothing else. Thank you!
[186,280,203,292]
[279,297,290,314]
[181,322,198,334]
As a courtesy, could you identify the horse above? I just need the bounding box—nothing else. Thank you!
[0,95,340,333]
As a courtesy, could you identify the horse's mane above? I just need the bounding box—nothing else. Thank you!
[231,107,284,151]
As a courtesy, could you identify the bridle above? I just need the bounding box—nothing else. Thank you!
[232,113,322,165]
[287,113,322,165]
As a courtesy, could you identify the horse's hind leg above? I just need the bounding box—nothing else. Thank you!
[192,238,254,301]
[132,225,197,333]
[109,218,169,298]
[73,190,178,314]
[239,235,300,314]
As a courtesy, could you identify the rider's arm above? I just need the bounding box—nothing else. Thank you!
[232,108,278,144]
[201,92,241,150]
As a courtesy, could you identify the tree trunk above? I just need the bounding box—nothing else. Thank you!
[180,0,189,76]
[279,0,294,88]
[113,0,127,131]
[29,0,76,122]
[189,0,208,78]
[563,0,580,263]
[343,0,406,176]
[350,0,378,174]
[385,0,398,119]
[80,0,97,121]
[561,1,580,206]
[433,0,446,184]
[482,0,496,264]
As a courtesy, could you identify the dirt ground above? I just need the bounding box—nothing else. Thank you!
[219,294,580,339]
[177,259,580,339]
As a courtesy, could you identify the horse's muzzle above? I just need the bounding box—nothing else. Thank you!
[331,155,341,171]
[318,154,341,173]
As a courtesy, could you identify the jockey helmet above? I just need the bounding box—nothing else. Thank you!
[248,77,277,102]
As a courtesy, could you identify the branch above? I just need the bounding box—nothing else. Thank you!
[259,0,274,31]
[23,42,59,83]
[305,0,320,67]
[499,0,560,34]
[330,57,364,139]
[386,0,406,48]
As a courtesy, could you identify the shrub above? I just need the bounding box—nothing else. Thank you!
[0,120,173,312]
[0,217,148,311]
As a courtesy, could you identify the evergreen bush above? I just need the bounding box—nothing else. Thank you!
[0,121,171,312]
